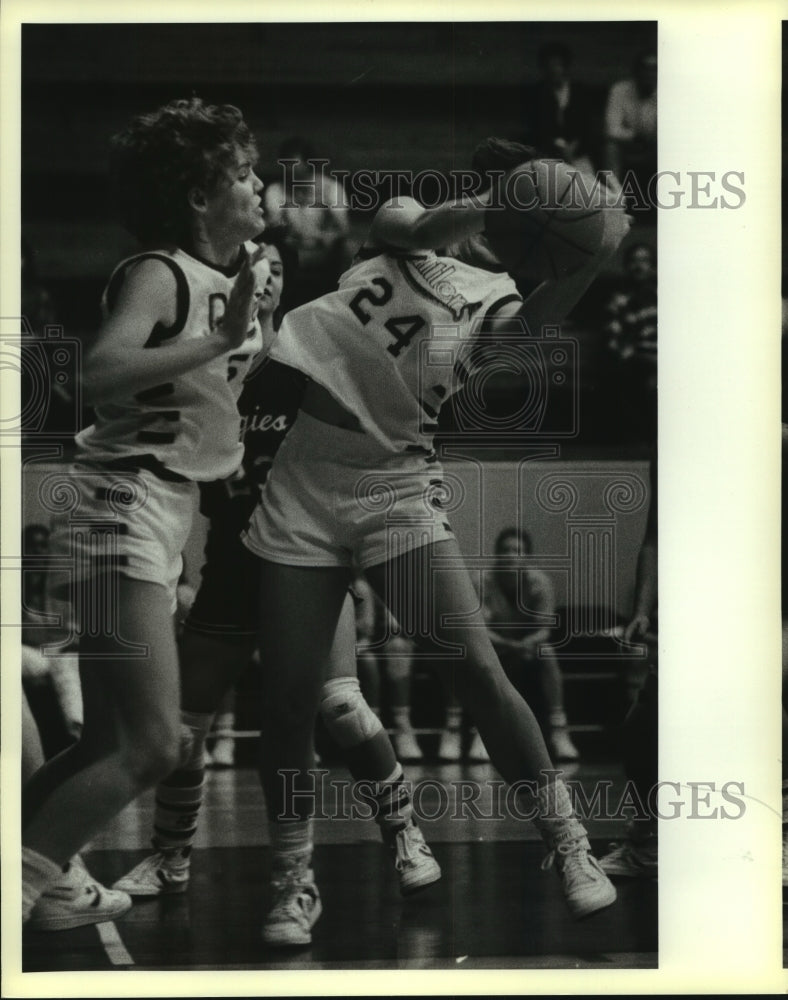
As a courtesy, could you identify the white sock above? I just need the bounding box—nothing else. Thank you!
[268,820,313,876]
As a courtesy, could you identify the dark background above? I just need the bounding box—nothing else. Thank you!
[22,20,657,449]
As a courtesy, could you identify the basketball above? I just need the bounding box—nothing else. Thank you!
[484,159,610,282]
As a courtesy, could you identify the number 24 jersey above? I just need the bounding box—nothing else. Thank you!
[268,247,521,453]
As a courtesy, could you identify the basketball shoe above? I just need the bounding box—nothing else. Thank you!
[599,835,658,879]
[533,779,617,919]
[262,864,322,947]
[29,856,132,931]
[387,821,442,895]
[112,846,190,896]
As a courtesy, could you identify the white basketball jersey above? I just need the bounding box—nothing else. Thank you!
[77,244,264,481]
[269,248,521,452]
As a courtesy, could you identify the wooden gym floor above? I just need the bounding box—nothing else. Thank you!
[22,760,658,972]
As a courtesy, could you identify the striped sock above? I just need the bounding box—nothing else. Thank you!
[373,764,413,836]
[152,710,213,853]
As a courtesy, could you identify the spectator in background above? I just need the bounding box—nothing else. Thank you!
[604,50,657,211]
[483,527,580,762]
[523,42,597,174]
[263,137,352,308]
[602,242,657,444]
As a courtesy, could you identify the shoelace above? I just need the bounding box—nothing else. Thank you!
[269,873,317,920]
[541,838,596,880]
[393,827,422,870]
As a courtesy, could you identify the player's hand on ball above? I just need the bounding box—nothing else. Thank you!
[218,245,268,349]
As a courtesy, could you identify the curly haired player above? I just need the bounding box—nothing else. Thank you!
[22,97,270,927]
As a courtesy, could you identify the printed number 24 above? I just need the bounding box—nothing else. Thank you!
[349,277,425,358]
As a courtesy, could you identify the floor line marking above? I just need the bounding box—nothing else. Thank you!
[96,920,134,966]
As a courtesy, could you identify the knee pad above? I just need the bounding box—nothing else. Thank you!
[320,677,382,749]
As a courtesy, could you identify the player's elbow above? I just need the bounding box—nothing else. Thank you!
[368,197,427,249]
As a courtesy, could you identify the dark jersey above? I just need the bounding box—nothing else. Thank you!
[197,358,308,522]
[187,358,308,637]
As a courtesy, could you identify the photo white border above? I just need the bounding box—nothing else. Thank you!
[1,0,783,994]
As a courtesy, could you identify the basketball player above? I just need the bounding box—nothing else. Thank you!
[599,452,658,877]
[112,230,440,902]
[242,138,631,945]
[21,97,271,926]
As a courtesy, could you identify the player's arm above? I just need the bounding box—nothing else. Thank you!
[368,192,492,251]
[489,204,631,335]
[83,251,265,406]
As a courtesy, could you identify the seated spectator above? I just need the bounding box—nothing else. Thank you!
[263,136,352,308]
[483,527,579,762]
[604,50,657,212]
[523,41,598,174]
[602,242,657,443]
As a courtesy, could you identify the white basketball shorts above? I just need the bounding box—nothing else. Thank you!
[242,411,455,570]
[45,461,197,614]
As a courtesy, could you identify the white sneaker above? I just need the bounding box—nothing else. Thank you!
[542,836,617,919]
[466,729,490,762]
[29,858,132,931]
[262,866,322,947]
[388,822,442,896]
[599,838,658,879]
[392,730,423,762]
[437,729,462,761]
[112,848,190,896]
[209,737,235,768]
[549,727,580,762]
